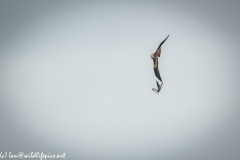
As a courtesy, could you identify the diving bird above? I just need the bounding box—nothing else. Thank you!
[152,81,163,94]
[150,35,169,82]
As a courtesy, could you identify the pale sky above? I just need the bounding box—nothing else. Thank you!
[0,1,240,160]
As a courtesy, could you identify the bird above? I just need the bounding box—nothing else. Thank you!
[150,35,169,82]
[150,35,169,94]
[152,81,163,94]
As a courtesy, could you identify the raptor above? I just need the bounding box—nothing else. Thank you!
[150,35,169,93]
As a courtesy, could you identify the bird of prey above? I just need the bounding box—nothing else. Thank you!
[150,35,169,82]
[152,81,163,94]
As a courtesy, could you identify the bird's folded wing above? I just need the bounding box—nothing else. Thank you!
[154,68,162,82]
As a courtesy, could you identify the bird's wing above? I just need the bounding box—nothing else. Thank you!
[154,68,162,82]
[157,81,163,92]
[156,81,160,88]
[156,35,169,51]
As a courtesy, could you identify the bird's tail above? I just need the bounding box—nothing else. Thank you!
[152,88,159,94]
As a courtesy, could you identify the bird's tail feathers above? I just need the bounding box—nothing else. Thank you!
[152,88,159,94]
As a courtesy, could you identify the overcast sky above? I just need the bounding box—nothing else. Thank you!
[0,1,240,160]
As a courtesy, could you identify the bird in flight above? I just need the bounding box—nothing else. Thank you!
[150,35,169,93]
